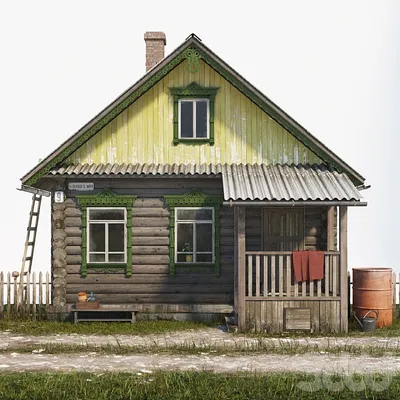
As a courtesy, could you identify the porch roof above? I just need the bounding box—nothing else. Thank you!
[50,162,363,201]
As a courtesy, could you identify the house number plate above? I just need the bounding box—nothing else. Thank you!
[68,182,95,191]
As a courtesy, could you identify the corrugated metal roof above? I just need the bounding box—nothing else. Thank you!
[50,163,362,201]
[221,164,362,201]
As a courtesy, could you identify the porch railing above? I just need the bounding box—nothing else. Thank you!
[245,251,340,299]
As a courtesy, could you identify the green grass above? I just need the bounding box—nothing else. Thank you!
[0,371,399,399]
[0,320,212,336]
[4,337,400,357]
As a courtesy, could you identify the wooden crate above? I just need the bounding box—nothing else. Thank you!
[75,300,100,310]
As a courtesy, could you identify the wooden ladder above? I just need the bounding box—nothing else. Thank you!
[18,194,43,305]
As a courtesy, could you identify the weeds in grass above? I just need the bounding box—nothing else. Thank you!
[4,336,400,357]
[0,320,212,336]
[0,371,399,400]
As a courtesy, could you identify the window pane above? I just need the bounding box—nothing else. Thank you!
[176,209,213,221]
[177,223,193,253]
[89,253,105,262]
[177,254,194,263]
[195,100,208,138]
[109,253,125,262]
[89,224,105,252]
[196,224,213,252]
[108,224,125,252]
[180,101,193,138]
[196,254,213,262]
[89,209,125,221]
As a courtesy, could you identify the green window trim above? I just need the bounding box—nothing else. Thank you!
[76,189,137,277]
[164,190,222,276]
[170,82,219,145]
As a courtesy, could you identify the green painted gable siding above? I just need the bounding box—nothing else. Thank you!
[66,60,322,165]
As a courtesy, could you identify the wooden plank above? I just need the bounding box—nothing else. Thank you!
[301,280,306,297]
[6,273,11,319]
[132,227,169,237]
[67,273,234,285]
[325,255,329,296]
[12,275,18,318]
[65,237,82,246]
[260,299,266,331]
[132,237,169,246]
[132,255,170,264]
[248,256,253,297]
[278,255,283,297]
[244,296,341,301]
[133,217,169,227]
[46,272,50,310]
[332,256,337,296]
[66,283,234,294]
[284,307,311,330]
[132,208,169,217]
[32,272,36,321]
[25,273,30,318]
[66,293,234,304]
[39,272,43,320]
[64,217,81,227]
[317,279,322,297]
[133,198,165,208]
[255,256,260,297]
[64,207,82,218]
[132,246,169,255]
[271,256,276,296]
[286,256,291,296]
[310,280,314,297]
[235,207,246,330]
[327,206,335,251]
[66,246,81,255]
[263,256,268,297]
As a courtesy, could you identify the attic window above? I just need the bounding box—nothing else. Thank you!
[170,82,219,145]
[179,99,209,139]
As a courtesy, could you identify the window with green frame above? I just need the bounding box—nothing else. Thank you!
[164,190,222,276]
[76,189,136,277]
[170,82,219,145]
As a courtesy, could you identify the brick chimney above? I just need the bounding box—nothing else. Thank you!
[144,32,166,71]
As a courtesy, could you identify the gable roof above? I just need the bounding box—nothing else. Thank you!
[21,34,366,187]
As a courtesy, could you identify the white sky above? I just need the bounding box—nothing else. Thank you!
[0,0,398,276]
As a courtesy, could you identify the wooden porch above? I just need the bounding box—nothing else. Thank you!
[234,206,349,333]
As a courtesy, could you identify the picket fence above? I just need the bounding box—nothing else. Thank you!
[0,271,399,321]
[0,272,51,320]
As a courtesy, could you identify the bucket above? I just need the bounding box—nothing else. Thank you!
[352,267,392,328]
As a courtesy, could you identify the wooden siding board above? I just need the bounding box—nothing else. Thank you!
[66,60,322,166]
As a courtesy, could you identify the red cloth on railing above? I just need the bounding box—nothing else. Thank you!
[292,251,309,282]
[308,251,325,280]
[292,250,325,282]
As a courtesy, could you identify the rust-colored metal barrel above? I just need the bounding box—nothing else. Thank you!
[352,267,393,328]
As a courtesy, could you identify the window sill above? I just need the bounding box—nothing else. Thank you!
[173,138,214,146]
[85,263,128,275]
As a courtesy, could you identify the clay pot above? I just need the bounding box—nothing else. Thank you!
[77,292,87,302]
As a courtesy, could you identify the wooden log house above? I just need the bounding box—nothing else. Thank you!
[19,32,368,332]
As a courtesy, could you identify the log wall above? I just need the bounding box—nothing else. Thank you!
[52,178,234,308]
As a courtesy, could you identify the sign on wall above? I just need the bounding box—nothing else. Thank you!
[68,182,94,191]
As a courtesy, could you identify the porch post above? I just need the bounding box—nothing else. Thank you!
[339,206,348,332]
[234,206,246,331]
[327,206,335,251]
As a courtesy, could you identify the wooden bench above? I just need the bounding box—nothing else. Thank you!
[73,307,139,324]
